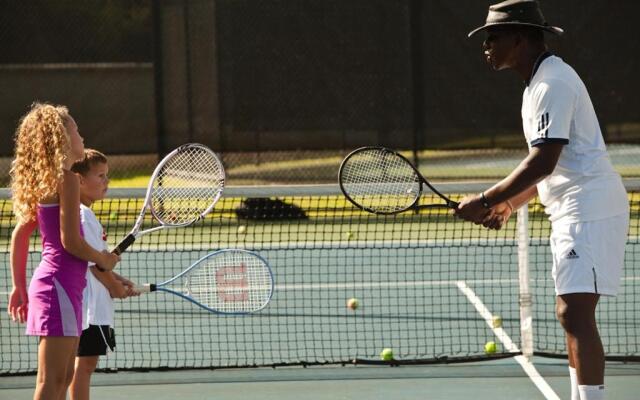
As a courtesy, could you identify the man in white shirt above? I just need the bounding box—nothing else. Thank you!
[457,1,629,399]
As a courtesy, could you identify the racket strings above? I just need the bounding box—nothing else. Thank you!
[184,252,272,313]
[152,146,224,225]
[341,149,420,213]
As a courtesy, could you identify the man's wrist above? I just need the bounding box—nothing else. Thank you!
[505,199,514,212]
[480,192,491,208]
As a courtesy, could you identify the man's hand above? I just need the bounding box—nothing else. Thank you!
[482,201,513,230]
[453,194,492,224]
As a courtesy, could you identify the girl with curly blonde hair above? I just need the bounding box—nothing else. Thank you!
[8,103,120,400]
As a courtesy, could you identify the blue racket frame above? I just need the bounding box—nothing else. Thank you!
[139,249,275,315]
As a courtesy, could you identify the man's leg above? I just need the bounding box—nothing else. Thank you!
[557,293,605,399]
[567,333,580,400]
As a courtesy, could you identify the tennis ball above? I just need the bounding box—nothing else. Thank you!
[380,348,394,361]
[109,211,118,221]
[492,315,503,328]
[484,341,498,355]
[345,231,355,240]
[237,225,247,234]
[347,298,359,310]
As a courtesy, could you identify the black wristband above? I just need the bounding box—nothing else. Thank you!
[94,264,107,272]
[480,192,491,209]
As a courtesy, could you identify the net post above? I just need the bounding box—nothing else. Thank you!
[517,203,534,359]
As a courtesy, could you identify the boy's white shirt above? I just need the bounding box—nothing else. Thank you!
[81,204,115,329]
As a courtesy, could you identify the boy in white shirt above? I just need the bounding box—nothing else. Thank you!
[69,149,139,400]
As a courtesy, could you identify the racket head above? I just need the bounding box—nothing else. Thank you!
[160,249,274,314]
[147,143,225,226]
[339,146,422,214]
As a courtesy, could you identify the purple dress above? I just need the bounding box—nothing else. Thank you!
[26,204,88,336]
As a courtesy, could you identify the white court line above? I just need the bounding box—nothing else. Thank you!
[1,275,639,296]
[456,281,560,400]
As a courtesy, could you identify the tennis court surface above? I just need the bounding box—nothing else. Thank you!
[1,183,639,399]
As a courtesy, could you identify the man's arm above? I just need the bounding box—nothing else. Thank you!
[455,143,564,224]
[484,143,563,205]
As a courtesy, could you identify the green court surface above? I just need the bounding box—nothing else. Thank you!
[2,242,638,370]
[1,359,639,400]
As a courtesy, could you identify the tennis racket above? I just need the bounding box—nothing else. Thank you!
[339,146,458,215]
[113,143,225,255]
[134,249,274,314]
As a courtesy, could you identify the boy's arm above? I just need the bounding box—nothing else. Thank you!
[79,205,129,299]
[89,267,129,299]
[112,272,141,297]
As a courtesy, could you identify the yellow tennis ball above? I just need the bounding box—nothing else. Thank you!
[237,225,247,234]
[380,348,394,361]
[492,315,503,328]
[347,298,359,310]
[109,211,118,221]
[345,231,355,240]
[484,341,497,355]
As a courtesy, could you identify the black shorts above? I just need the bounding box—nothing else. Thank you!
[77,325,116,357]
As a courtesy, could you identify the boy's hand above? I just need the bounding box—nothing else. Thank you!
[117,275,136,288]
[124,283,141,297]
[8,286,28,323]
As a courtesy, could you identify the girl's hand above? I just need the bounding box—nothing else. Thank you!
[99,251,120,271]
[8,286,28,323]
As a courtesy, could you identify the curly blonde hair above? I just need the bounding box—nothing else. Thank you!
[10,103,72,222]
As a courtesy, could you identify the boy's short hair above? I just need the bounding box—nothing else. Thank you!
[71,149,108,176]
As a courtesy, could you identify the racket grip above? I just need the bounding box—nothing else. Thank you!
[134,284,156,293]
[113,234,136,255]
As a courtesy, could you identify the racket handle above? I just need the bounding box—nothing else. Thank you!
[133,284,156,293]
[113,234,136,255]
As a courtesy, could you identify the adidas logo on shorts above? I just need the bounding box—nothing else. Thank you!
[566,249,579,259]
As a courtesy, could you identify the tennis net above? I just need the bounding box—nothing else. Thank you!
[1,182,638,374]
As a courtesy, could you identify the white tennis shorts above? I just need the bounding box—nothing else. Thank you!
[550,213,629,296]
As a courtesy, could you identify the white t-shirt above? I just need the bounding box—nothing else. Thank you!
[521,54,628,223]
[80,204,115,329]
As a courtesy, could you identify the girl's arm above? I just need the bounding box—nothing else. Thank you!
[59,170,119,270]
[8,218,38,322]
